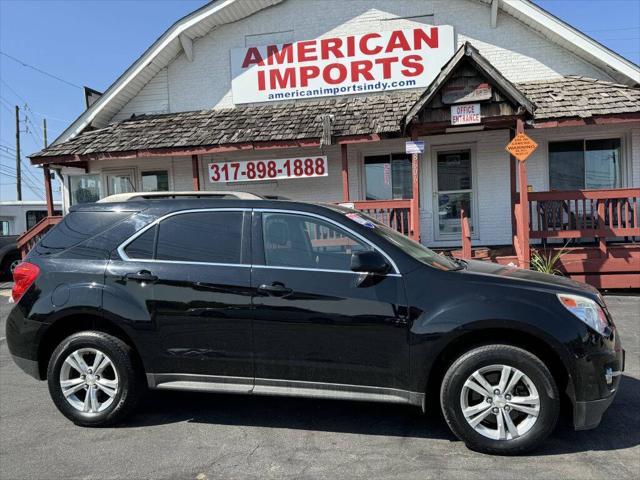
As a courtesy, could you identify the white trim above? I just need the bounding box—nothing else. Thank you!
[490,0,639,85]
[53,0,283,145]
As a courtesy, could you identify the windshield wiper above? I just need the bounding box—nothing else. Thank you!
[450,257,467,271]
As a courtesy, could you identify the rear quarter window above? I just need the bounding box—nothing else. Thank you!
[36,211,131,254]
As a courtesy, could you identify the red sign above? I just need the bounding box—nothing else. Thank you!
[208,156,328,183]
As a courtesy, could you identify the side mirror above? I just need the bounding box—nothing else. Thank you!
[350,250,390,275]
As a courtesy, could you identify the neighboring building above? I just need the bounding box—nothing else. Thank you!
[26,0,640,287]
[0,200,62,276]
[0,201,62,236]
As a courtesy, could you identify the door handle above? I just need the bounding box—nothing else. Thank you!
[258,282,293,297]
[125,270,158,282]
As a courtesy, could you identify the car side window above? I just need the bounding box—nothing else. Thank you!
[262,213,371,271]
[124,225,156,259]
[155,211,243,264]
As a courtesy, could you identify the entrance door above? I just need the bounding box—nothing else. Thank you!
[105,170,136,195]
[433,149,475,240]
[251,210,410,394]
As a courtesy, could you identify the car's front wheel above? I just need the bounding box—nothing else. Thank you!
[47,331,144,426]
[440,344,560,455]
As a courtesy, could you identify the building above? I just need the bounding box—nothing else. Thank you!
[0,200,62,236]
[25,0,640,288]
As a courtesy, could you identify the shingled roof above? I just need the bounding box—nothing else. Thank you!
[30,76,639,163]
[518,75,640,120]
[32,90,423,160]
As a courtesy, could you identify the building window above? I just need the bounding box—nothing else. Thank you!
[141,170,169,192]
[364,154,413,200]
[69,174,102,205]
[549,139,622,190]
[0,221,10,236]
[26,211,48,230]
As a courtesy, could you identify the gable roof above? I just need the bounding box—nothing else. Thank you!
[402,42,535,129]
[31,76,640,165]
[52,0,283,146]
[477,0,639,86]
[51,0,640,149]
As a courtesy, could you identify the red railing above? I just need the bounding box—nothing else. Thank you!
[529,188,640,243]
[351,199,418,240]
[16,215,63,258]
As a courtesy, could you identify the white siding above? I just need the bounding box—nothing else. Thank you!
[111,68,169,122]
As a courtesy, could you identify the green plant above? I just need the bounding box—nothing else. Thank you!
[530,243,570,275]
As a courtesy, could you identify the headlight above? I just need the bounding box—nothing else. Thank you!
[557,293,609,335]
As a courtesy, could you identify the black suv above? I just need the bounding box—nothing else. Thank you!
[7,199,623,455]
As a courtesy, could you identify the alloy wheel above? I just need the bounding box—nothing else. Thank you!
[59,348,119,414]
[459,364,540,441]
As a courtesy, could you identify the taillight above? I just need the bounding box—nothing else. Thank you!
[12,262,40,303]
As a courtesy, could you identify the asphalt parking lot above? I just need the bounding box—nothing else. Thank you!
[0,284,638,480]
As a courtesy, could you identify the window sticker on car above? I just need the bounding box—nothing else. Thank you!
[346,213,375,228]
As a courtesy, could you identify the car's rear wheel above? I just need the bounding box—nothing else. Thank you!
[440,344,559,455]
[47,331,144,426]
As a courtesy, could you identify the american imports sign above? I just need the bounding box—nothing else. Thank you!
[230,26,455,104]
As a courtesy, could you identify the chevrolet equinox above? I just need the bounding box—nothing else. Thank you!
[7,198,624,455]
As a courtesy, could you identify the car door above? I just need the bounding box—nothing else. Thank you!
[105,208,254,391]
[250,209,411,396]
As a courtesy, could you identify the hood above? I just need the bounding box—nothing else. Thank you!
[459,259,600,297]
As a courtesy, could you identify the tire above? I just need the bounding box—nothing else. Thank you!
[440,344,559,455]
[1,252,20,279]
[47,331,144,427]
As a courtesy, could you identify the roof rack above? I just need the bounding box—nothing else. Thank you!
[97,191,264,203]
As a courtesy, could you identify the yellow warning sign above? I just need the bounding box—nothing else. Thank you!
[506,133,538,162]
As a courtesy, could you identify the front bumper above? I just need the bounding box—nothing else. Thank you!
[572,347,624,430]
[574,395,617,430]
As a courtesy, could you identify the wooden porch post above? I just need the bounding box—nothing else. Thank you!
[410,129,421,242]
[341,144,349,202]
[43,165,54,216]
[191,154,201,191]
[509,129,517,239]
[516,118,531,268]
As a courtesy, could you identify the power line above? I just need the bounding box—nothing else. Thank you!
[0,51,83,90]
[0,79,27,104]
[584,26,640,33]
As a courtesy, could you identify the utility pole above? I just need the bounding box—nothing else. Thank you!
[15,105,22,201]
[43,118,54,216]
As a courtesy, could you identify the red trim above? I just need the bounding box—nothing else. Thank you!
[43,166,54,217]
[30,134,381,166]
[410,128,421,242]
[191,154,201,191]
[341,144,349,202]
[533,113,640,128]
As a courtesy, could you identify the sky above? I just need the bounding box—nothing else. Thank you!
[0,0,639,202]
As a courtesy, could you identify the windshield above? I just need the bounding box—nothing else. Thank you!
[341,210,459,271]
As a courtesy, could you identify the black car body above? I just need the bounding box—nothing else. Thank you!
[6,199,624,454]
